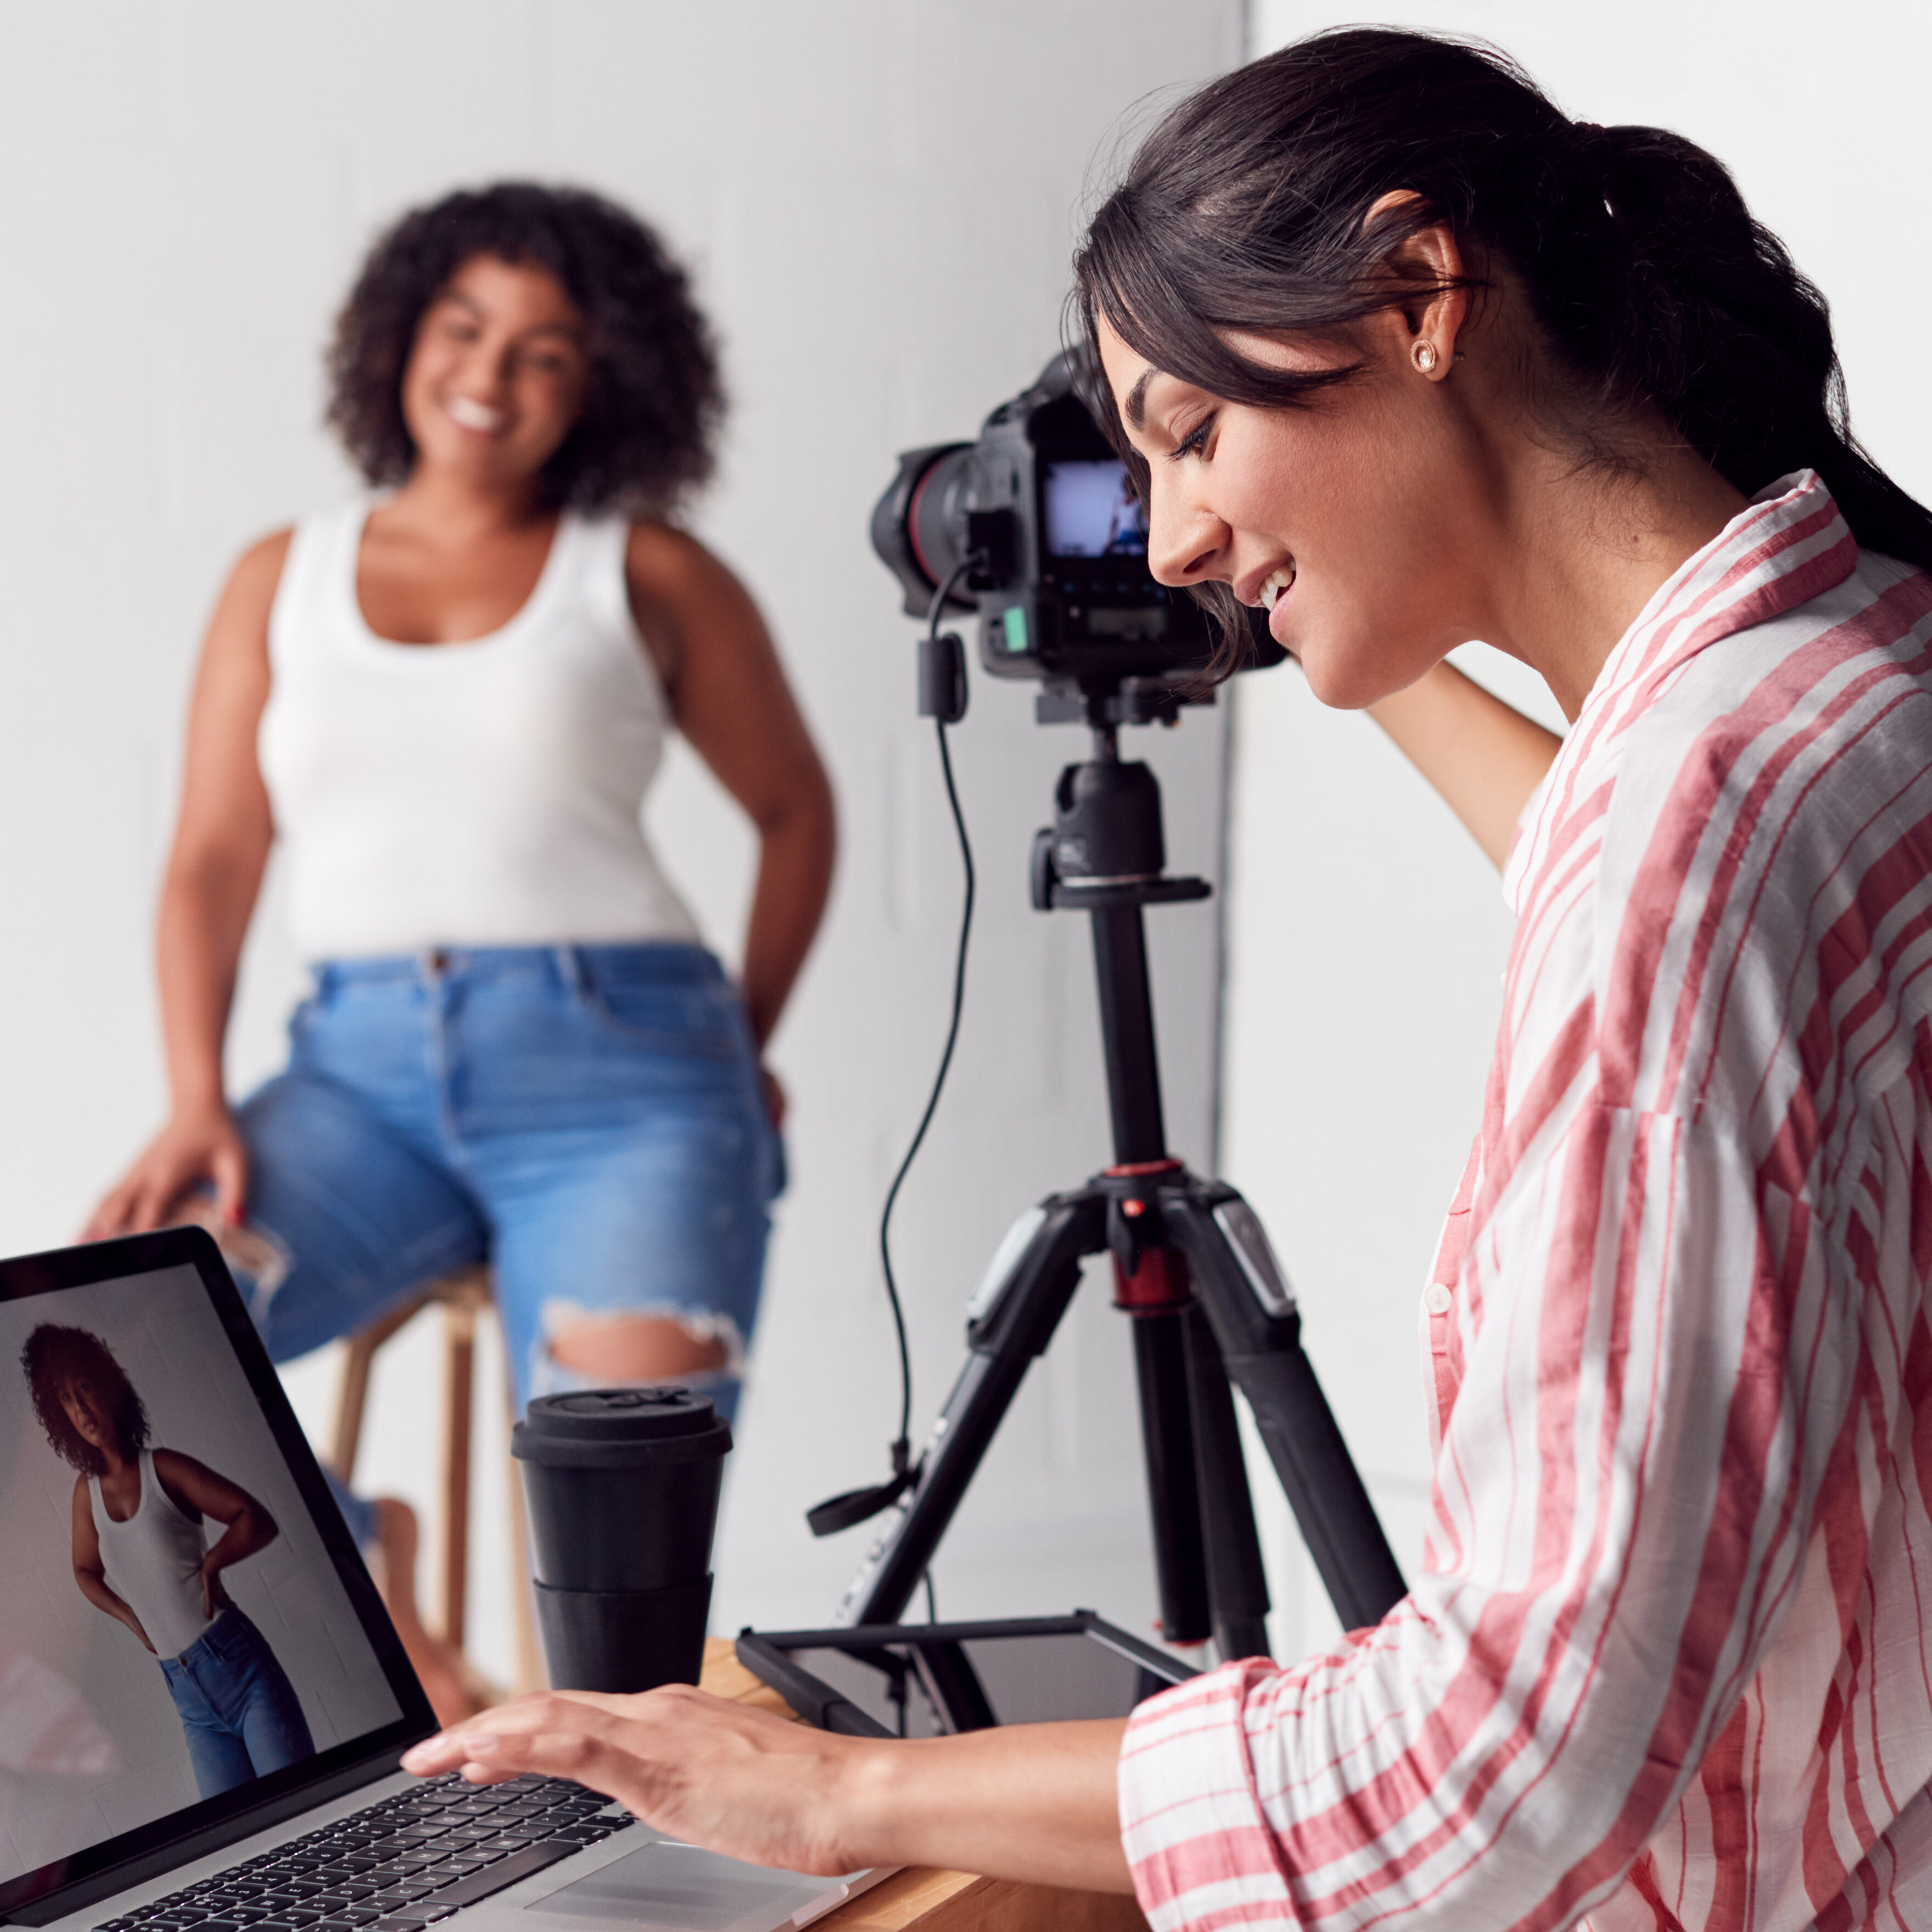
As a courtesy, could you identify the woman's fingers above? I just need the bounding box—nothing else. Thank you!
[447,1728,652,1805]
[405,1692,642,1774]
[81,1183,133,1240]
[129,1173,181,1234]
[402,1689,858,1876]
[406,1701,665,1820]
[83,1113,245,1242]
[208,1139,250,1228]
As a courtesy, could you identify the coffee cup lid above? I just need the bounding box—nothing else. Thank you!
[512,1386,731,1467]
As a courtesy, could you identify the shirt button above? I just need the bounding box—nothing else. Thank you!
[1424,1283,1453,1316]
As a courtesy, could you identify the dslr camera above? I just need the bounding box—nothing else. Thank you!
[870,350,1276,705]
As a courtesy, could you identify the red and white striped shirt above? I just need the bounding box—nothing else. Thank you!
[1120,474,1932,1931]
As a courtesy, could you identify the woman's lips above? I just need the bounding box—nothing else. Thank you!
[446,395,506,434]
[1261,563,1295,641]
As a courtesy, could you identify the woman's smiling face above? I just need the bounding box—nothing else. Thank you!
[1095,309,1496,710]
[400,253,591,494]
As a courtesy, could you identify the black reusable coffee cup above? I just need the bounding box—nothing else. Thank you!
[511,1386,731,1694]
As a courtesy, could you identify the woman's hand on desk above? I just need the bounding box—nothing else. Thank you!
[402,1685,1134,1892]
[83,1103,249,1238]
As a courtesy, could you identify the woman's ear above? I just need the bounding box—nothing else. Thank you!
[1362,189,1469,382]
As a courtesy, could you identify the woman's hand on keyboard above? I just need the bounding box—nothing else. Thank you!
[401,1687,861,1878]
[400,1684,1133,1891]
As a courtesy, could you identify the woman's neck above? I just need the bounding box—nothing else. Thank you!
[1470,428,1749,723]
[381,466,553,545]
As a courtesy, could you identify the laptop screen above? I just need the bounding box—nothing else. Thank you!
[0,1231,430,1917]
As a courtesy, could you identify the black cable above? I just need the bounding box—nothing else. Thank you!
[804,557,978,1545]
[876,559,978,1454]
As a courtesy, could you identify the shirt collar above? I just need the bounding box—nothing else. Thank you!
[1572,468,1856,726]
[1502,470,1857,912]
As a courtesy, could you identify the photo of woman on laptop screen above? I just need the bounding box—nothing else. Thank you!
[20,1324,315,1800]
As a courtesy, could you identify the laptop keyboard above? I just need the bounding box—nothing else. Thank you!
[94,1773,626,1932]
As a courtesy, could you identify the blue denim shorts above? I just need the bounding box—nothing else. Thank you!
[233,945,781,1427]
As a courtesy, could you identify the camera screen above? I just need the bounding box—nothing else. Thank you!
[1043,459,1147,559]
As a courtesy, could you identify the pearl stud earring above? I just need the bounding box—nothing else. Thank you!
[1412,340,1439,374]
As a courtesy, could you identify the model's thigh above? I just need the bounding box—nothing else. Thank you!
[233,1069,488,1364]
[483,1104,773,1415]
[161,1659,254,1799]
[221,1612,315,1772]
[457,948,778,1417]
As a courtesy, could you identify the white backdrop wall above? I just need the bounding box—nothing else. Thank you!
[1228,0,1932,1662]
[0,1,1246,1686]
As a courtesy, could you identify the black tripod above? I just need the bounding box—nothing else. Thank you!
[838,682,1407,1656]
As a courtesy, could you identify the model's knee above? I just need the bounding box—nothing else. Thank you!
[543,1306,734,1382]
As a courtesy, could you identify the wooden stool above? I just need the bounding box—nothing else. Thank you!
[331,1267,542,1693]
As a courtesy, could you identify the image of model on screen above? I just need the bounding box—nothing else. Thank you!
[21,1324,315,1800]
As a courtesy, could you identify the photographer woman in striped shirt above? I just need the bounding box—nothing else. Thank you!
[400,29,1932,1930]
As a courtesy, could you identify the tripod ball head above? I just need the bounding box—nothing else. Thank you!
[1052,757,1166,884]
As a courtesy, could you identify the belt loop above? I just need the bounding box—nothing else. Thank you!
[555,945,586,992]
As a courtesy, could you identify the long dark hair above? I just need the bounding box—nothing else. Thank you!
[1075,28,1932,604]
[328,182,724,517]
[21,1324,149,1477]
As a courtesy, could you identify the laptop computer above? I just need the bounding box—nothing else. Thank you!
[0,1228,888,1932]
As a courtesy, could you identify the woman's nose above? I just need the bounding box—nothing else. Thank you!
[1146,492,1225,590]
[460,339,512,400]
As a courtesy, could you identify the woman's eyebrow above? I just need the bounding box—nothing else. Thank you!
[1124,367,1157,430]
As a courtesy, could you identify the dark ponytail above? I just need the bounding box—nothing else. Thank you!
[1075,28,1932,574]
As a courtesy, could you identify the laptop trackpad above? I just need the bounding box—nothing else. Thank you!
[525,1840,834,1932]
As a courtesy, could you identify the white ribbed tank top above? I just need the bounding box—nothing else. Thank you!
[259,500,702,961]
[89,1449,213,1660]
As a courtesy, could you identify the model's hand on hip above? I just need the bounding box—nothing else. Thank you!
[83,1104,249,1239]
[200,1559,233,1621]
[403,1687,865,1877]
[758,1066,787,1134]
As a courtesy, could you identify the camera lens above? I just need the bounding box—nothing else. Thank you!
[871,443,977,618]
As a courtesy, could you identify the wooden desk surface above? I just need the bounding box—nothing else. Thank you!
[698,1639,1147,1932]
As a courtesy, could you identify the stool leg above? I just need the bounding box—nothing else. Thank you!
[333,1292,433,1485]
[333,1335,379,1484]
[443,1300,478,1652]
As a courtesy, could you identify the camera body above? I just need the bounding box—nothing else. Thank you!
[871,352,1275,695]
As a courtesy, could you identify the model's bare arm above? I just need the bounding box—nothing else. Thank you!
[1368,659,1563,870]
[629,528,836,1067]
[404,1687,1131,1892]
[70,1477,155,1651]
[85,534,288,1236]
[156,1449,278,1616]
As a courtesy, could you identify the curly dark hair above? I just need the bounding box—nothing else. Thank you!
[21,1324,149,1477]
[326,181,724,517]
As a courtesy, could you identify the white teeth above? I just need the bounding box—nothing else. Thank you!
[447,395,504,432]
[1259,565,1295,611]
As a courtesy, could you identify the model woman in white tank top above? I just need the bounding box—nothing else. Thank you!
[23,1323,314,1797]
[85,186,836,1718]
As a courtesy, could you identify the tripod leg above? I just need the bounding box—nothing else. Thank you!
[1166,1185,1407,1631]
[839,1189,1106,1626]
[1183,1306,1272,1662]
[1130,1311,1212,1646]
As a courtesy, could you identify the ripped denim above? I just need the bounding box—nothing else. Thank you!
[226,945,781,1438]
